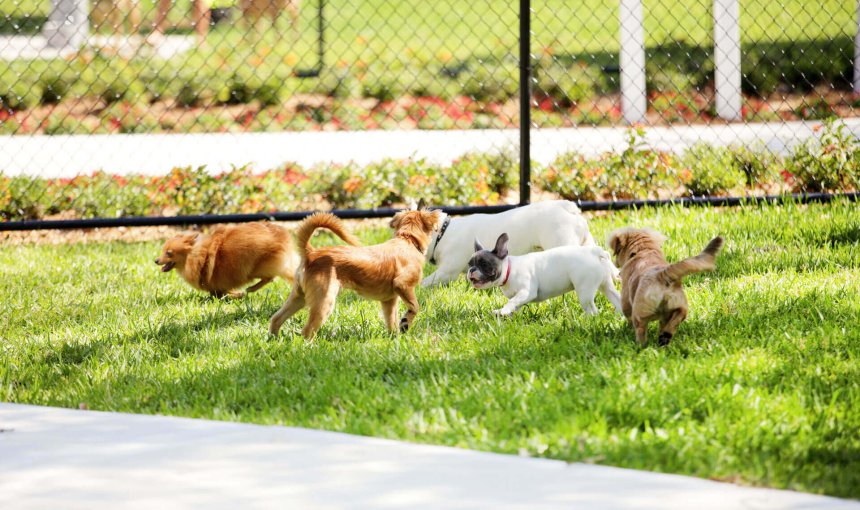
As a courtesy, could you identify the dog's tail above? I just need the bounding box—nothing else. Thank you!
[591,246,620,280]
[658,236,724,283]
[591,246,623,315]
[295,212,361,261]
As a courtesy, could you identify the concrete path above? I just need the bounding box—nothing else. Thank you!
[2,119,859,178]
[0,35,195,61]
[1,403,857,509]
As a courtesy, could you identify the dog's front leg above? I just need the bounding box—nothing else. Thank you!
[633,318,649,346]
[494,289,535,317]
[380,297,400,332]
[396,287,420,332]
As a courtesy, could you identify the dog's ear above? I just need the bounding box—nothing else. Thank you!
[493,233,509,259]
[474,237,485,253]
[417,198,427,210]
[420,209,440,232]
[389,212,404,230]
[607,229,623,255]
[644,228,667,246]
[183,232,200,245]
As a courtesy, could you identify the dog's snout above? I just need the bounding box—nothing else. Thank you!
[154,257,160,264]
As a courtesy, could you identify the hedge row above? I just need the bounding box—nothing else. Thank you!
[2,123,857,222]
[0,38,852,113]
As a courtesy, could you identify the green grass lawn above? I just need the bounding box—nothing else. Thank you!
[2,200,859,498]
[4,0,852,53]
[2,0,852,130]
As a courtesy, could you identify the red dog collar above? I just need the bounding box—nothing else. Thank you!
[501,261,511,286]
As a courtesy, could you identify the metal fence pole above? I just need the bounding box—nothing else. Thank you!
[519,0,531,206]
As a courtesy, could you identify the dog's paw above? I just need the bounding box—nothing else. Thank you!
[493,308,512,317]
[399,317,410,333]
[658,332,672,346]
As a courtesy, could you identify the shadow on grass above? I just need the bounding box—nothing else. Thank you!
[0,15,47,36]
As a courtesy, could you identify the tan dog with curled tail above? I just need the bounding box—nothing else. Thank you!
[269,208,440,339]
[607,228,723,346]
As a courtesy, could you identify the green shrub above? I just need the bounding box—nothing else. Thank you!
[0,80,42,111]
[535,61,599,107]
[787,120,860,192]
[536,128,680,200]
[682,144,746,196]
[0,175,50,220]
[40,68,76,104]
[729,145,782,188]
[358,62,409,102]
[298,153,516,210]
[80,58,146,104]
[314,69,359,99]
[462,64,519,104]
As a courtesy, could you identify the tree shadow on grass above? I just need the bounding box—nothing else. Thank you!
[823,223,860,246]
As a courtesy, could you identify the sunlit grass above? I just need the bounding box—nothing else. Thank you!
[1,200,859,498]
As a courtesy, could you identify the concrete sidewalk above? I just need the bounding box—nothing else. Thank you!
[2,119,859,178]
[1,403,857,509]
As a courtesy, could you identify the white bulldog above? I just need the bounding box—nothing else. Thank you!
[422,200,597,287]
[468,233,623,317]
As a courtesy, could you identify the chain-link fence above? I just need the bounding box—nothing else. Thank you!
[0,0,858,228]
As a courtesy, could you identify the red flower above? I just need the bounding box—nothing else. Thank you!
[538,98,555,112]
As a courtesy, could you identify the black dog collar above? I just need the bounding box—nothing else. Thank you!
[428,216,451,265]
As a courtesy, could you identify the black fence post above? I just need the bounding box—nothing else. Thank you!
[318,0,325,71]
[519,0,531,206]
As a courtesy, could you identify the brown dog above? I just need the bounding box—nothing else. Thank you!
[607,228,723,346]
[155,222,299,298]
[269,209,440,339]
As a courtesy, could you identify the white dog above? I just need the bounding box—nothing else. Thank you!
[422,200,596,287]
[468,233,622,317]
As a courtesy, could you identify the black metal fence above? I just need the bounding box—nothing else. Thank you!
[0,0,857,230]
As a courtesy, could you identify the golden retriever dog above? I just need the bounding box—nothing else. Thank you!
[155,222,299,298]
[269,209,440,339]
[607,228,723,346]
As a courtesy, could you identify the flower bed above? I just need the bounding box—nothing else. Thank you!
[2,122,857,222]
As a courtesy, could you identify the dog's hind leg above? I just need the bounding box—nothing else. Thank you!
[302,277,339,340]
[577,285,600,316]
[380,297,400,332]
[269,287,306,335]
[658,308,687,346]
[600,277,623,315]
[396,287,420,332]
[245,277,274,294]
